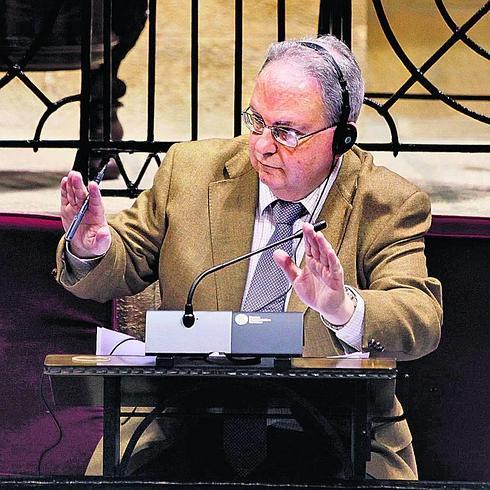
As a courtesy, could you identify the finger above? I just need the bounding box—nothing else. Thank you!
[303,223,320,260]
[304,226,312,258]
[317,232,334,265]
[306,257,323,279]
[325,248,344,288]
[87,181,107,222]
[328,250,343,277]
[60,177,69,206]
[67,171,87,208]
[65,173,77,207]
[273,249,301,283]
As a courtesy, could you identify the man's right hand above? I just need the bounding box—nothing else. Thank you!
[60,170,112,258]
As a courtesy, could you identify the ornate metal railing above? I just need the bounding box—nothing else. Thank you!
[362,0,489,156]
[0,0,488,198]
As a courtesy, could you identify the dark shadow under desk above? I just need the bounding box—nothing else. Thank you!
[44,355,397,481]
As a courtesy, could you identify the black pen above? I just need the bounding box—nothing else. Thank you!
[65,163,108,242]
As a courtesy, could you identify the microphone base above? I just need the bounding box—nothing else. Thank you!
[145,310,304,357]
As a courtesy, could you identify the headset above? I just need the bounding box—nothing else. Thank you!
[299,41,358,156]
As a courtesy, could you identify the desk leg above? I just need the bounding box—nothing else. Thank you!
[103,376,121,477]
[351,380,369,479]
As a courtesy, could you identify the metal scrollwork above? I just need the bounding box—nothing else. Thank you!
[366,0,489,156]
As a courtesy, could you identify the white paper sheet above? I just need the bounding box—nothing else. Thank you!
[96,326,146,356]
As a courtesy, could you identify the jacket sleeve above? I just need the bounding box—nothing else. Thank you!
[55,145,177,302]
[359,190,443,360]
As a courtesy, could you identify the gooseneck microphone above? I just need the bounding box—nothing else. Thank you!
[182,220,327,327]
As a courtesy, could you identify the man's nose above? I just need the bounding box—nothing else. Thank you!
[254,128,277,156]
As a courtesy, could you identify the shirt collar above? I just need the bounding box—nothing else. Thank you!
[258,155,343,217]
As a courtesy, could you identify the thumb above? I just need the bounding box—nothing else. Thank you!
[273,249,301,283]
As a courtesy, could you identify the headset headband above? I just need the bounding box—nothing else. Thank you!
[298,41,351,128]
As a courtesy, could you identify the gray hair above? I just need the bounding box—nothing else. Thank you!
[260,35,364,126]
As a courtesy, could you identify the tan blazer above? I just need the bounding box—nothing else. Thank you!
[57,135,443,479]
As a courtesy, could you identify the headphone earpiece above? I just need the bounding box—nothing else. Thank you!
[332,122,357,156]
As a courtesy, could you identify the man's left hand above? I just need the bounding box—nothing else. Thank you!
[273,222,355,325]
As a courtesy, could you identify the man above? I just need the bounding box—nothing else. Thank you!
[56,35,442,480]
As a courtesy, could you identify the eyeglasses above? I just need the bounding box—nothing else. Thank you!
[241,106,330,148]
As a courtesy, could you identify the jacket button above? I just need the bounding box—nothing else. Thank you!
[368,338,385,352]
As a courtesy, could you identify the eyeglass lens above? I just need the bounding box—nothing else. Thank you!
[242,111,298,147]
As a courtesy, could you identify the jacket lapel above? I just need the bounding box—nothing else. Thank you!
[208,150,258,311]
[287,151,360,313]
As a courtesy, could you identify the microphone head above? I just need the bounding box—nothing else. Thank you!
[313,220,327,231]
[183,313,195,328]
[183,303,196,328]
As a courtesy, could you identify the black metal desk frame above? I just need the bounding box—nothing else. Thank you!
[44,355,397,480]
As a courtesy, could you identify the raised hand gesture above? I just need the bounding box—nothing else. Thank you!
[273,222,355,324]
[60,171,111,258]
